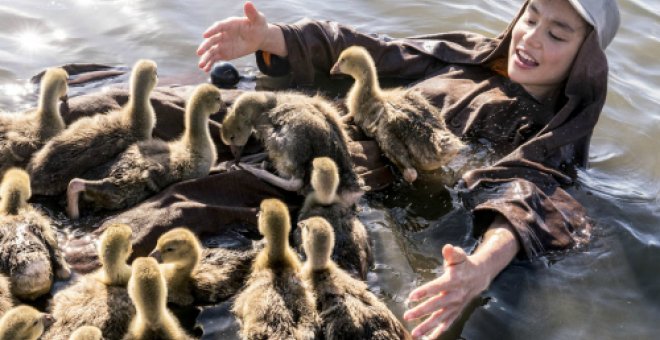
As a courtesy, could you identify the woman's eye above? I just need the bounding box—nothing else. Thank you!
[549,32,565,41]
[526,19,536,26]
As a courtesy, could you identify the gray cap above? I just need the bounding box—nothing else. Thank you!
[567,0,621,49]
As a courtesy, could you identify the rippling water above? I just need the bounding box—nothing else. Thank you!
[1,0,659,339]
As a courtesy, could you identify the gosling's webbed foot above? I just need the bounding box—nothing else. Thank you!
[240,163,303,191]
[340,188,365,206]
[56,263,72,280]
[66,178,86,219]
[403,168,418,183]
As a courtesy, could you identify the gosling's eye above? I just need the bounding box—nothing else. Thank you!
[33,319,39,326]
[165,247,174,252]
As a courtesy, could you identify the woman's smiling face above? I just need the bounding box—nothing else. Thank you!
[508,0,588,100]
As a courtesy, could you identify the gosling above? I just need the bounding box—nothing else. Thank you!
[28,59,158,195]
[0,68,68,176]
[66,84,222,219]
[44,224,135,340]
[151,227,260,306]
[0,274,12,316]
[300,217,411,340]
[0,305,54,340]
[295,157,372,280]
[123,257,192,340]
[330,46,465,183]
[232,199,319,340]
[221,91,364,204]
[68,326,103,340]
[0,168,70,301]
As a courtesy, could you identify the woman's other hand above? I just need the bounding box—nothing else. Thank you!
[197,1,271,72]
[404,245,489,339]
[404,217,519,339]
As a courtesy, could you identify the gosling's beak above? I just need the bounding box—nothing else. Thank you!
[329,62,341,75]
[230,145,244,164]
[42,314,55,329]
[149,250,162,263]
[60,94,68,103]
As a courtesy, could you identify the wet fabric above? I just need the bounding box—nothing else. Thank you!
[257,0,607,258]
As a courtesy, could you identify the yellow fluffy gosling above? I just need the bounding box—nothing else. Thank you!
[123,257,192,340]
[44,224,134,340]
[300,217,411,340]
[331,46,465,183]
[232,199,319,340]
[28,60,158,195]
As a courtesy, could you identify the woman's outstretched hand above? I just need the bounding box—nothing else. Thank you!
[404,219,520,339]
[197,1,269,72]
[404,244,490,339]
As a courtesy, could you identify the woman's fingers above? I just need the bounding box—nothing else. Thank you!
[407,276,449,303]
[442,243,468,265]
[203,19,233,38]
[243,1,261,22]
[199,49,220,72]
[197,33,223,56]
[410,305,459,339]
[404,289,461,320]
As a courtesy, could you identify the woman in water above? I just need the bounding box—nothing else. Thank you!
[196,0,620,338]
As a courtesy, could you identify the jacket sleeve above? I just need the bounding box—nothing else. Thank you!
[256,19,450,85]
[461,112,599,259]
[460,166,591,259]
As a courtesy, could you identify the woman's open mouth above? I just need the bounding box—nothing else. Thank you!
[514,48,539,69]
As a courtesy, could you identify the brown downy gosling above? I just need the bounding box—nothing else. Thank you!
[0,168,70,300]
[232,199,319,340]
[123,257,192,340]
[68,325,103,340]
[44,224,135,340]
[0,274,12,316]
[66,84,222,219]
[295,157,372,280]
[0,305,54,340]
[150,227,260,306]
[221,91,364,204]
[28,59,158,196]
[0,68,68,177]
[330,46,465,183]
[300,217,411,340]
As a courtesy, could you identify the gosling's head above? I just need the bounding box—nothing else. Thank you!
[68,325,102,340]
[299,217,335,270]
[0,168,31,215]
[221,91,276,148]
[188,83,223,116]
[329,46,375,80]
[40,68,69,104]
[0,306,54,340]
[258,199,291,244]
[311,157,339,205]
[151,227,201,270]
[128,257,167,324]
[99,224,132,274]
[130,59,158,96]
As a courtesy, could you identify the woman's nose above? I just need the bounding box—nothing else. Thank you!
[522,26,543,49]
